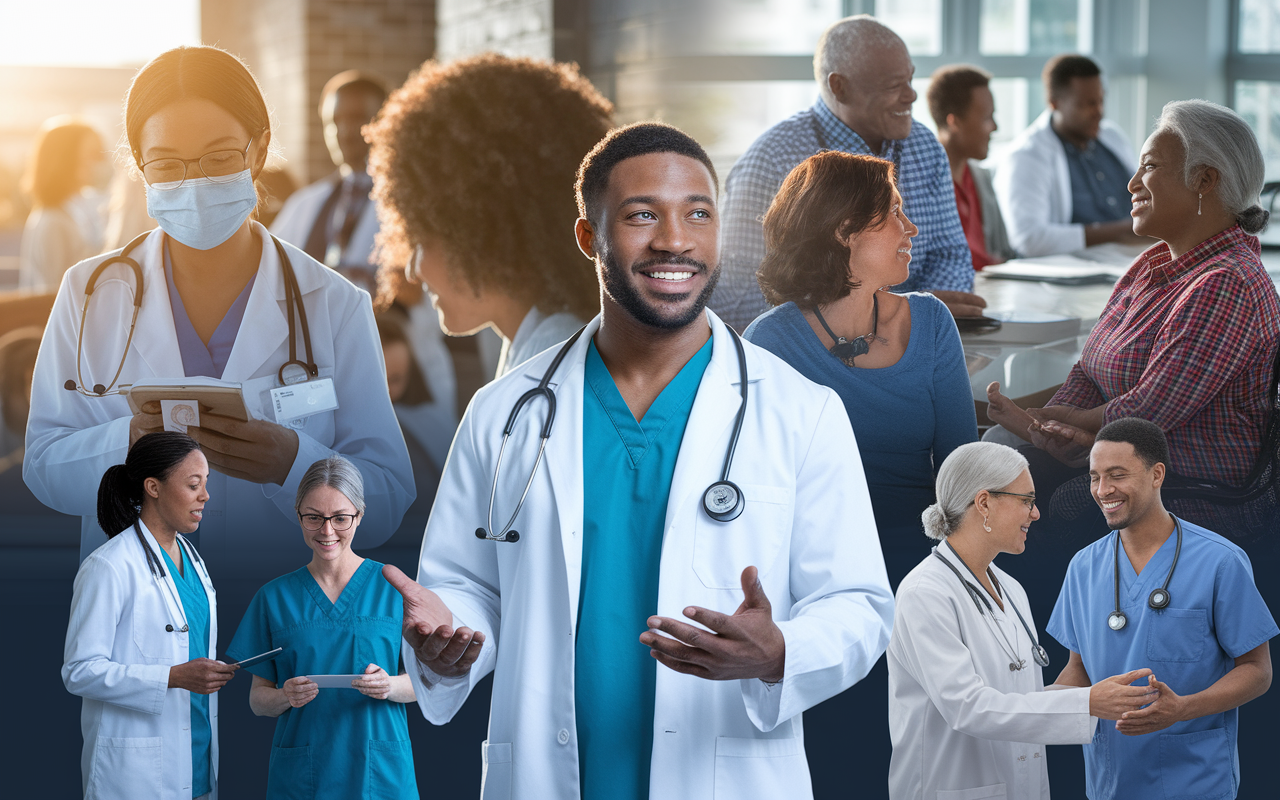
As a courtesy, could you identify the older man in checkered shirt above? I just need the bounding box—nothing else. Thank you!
[709,15,988,331]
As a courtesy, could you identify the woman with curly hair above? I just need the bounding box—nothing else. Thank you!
[368,54,613,376]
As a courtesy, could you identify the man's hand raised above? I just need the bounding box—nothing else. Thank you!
[383,564,485,679]
[640,566,785,682]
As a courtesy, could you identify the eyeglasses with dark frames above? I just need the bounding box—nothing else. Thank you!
[298,511,360,532]
[988,490,1037,510]
[138,137,254,190]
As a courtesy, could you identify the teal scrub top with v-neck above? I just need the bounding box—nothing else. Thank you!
[575,336,713,800]
[158,543,213,798]
[227,558,418,799]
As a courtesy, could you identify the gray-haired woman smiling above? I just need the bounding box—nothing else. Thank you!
[887,442,1154,799]
[226,456,418,799]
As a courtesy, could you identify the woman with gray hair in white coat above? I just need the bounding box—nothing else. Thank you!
[887,442,1156,799]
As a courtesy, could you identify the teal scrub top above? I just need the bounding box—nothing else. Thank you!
[227,558,418,800]
[576,337,712,800]
[1047,518,1278,799]
[158,543,213,799]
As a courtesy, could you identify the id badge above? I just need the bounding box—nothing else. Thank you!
[270,378,339,424]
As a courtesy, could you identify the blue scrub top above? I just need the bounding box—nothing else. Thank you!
[1047,518,1278,799]
[158,543,213,799]
[164,237,257,380]
[575,337,712,800]
[226,558,417,800]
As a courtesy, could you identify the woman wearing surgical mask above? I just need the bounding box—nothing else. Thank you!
[18,116,110,292]
[25,46,413,795]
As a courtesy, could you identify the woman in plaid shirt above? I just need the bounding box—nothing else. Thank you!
[988,100,1280,492]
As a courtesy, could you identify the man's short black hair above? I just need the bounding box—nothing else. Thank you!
[927,64,992,129]
[1096,417,1170,470]
[1042,54,1102,100]
[575,122,718,227]
[320,69,388,113]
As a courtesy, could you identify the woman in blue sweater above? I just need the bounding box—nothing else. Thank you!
[745,150,977,589]
[744,150,978,800]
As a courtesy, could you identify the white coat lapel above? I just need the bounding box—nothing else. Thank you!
[135,521,188,635]
[127,230,185,379]
[221,224,290,382]
[662,313,747,538]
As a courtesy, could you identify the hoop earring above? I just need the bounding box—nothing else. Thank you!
[1198,193,1202,216]
[982,515,991,532]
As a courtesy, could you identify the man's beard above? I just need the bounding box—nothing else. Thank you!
[598,247,721,330]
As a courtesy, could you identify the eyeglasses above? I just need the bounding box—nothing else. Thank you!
[299,511,360,531]
[989,490,1037,510]
[139,137,254,190]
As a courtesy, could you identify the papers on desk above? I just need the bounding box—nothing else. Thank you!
[982,257,1128,285]
[961,310,1082,344]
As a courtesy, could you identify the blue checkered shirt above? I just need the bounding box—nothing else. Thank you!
[709,100,974,330]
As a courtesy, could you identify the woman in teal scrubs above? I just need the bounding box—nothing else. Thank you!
[228,456,418,798]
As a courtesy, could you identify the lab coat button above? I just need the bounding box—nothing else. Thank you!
[557,729,570,745]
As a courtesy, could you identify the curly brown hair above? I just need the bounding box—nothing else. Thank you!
[367,54,613,316]
[757,152,896,308]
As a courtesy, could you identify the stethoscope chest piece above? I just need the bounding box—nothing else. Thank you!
[1108,611,1128,631]
[278,362,312,386]
[703,480,745,522]
[1149,588,1170,609]
[165,623,189,633]
[1032,644,1050,667]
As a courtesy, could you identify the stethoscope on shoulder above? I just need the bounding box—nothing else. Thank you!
[933,542,1050,671]
[133,521,208,634]
[476,325,751,542]
[63,230,319,397]
[1107,516,1183,632]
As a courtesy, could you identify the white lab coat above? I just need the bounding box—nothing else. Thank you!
[405,311,895,800]
[888,546,1095,800]
[23,223,414,580]
[63,521,219,800]
[993,109,1136,257]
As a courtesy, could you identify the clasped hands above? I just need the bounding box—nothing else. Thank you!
[985,382,1104,468]
[1114,674,1187,736]
[131,401,299,485]
[384,563,785,684]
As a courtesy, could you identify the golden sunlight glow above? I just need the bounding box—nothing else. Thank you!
[0,0,200,68]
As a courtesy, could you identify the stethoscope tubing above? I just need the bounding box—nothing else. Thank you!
[1109,515,1183,631]
[134,521,209,635]
[933,543,1050,668]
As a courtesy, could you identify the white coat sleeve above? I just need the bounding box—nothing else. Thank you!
[741,390,895,731]
[62,554,170,715]
[892,582,1094,744]
[402,398,501,724]
[24,269,133,516]
[260,290,415,547]
[994,145,1086,257]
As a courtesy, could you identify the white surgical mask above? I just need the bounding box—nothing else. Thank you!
[145,169,257,250]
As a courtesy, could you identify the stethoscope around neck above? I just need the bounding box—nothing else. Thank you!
[1107,516,1183,632]
[476,324,751,543]
[63,230,319,397]
[133,521,207,634]
[932,542,1050,670]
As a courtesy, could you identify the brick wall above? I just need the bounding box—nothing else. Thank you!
[203,0,435,186]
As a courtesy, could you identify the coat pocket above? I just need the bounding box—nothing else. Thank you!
[713,736,807,800]
[1159,728,1233,800]
[87,736,162,799]
[368,739,417,800]
[267,744,315,800]
[937,784,1008,800]
[692,484,792,589]
[480,741,512,800]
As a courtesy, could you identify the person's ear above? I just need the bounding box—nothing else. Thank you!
[1193,166,1220,198]
[1151,461,1166,490]
[143,476,161,500]
[1047,91,1061,112]
[827,72,848,104]
[574,217,597,261]
[944,112,960,135]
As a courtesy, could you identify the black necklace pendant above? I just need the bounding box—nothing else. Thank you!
[830,336,870,360]
[814,293,878,363]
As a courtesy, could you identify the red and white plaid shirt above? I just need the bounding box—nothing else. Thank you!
[1051,225,1280,483]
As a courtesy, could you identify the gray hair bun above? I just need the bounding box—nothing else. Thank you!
[922,503,950,541]
[1238,204,1270,234]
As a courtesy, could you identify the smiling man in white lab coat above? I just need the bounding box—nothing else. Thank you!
[383,122,894,800]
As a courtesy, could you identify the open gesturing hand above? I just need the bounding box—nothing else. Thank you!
[640,566,785,683]
[383,564,485,679]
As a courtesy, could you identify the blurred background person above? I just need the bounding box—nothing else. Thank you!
[368,53,612,377]
[228,456,418,799]
[0,326,40,476]
[272,70,386,294]
[928,65,1016,269]
[745,150,977,796]
[995,55,1145,257]
[18,116,110,291]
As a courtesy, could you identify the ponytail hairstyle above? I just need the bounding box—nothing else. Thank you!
[97,432,202,537]
[922,442,1028,540]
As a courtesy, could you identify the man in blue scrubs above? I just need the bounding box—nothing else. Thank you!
[1048,418,1275,799]
[384,123,894,800]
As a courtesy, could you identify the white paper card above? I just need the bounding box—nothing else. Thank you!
[160,399,200,433]
[305,674,364,689]
[270,378,339,424]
